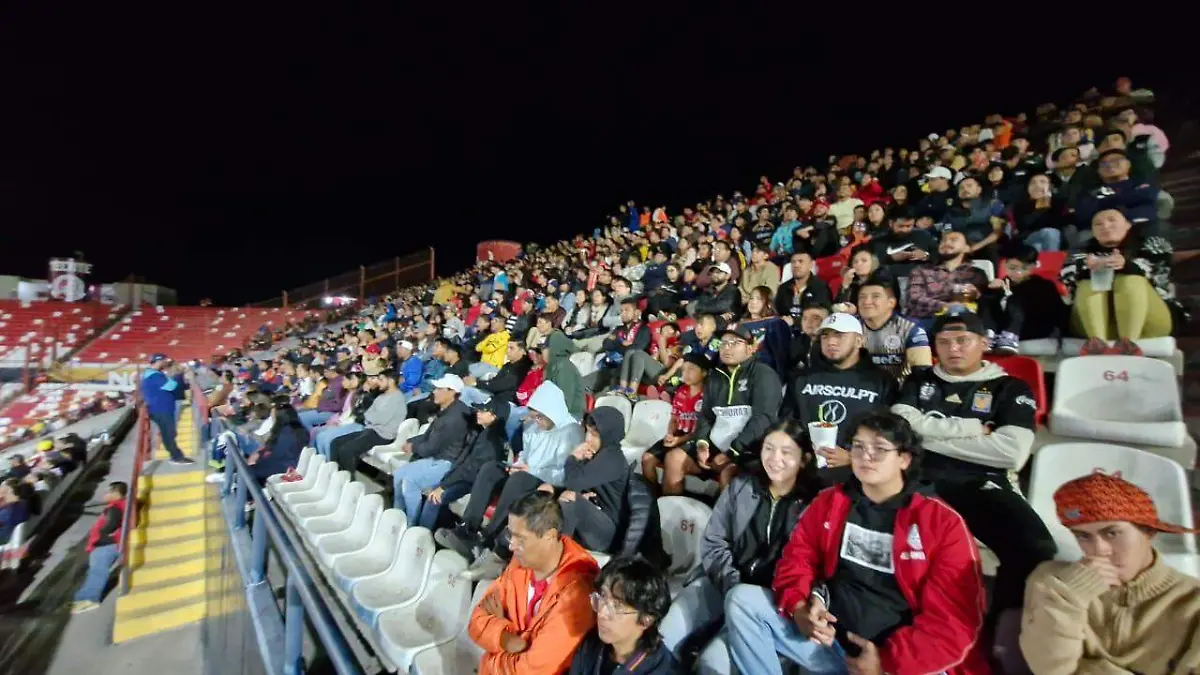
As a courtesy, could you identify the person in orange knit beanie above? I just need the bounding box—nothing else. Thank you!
[1020,471,1200,675]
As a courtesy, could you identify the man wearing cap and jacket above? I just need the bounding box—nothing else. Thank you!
[1020,472,1200,675]
[891,310,1056,618]
[692,325,782,490]
[395,340,425,396]
[784,313,897,466]
[688,262,741,322]
[141,354,193,465]
[391,374,473,521]
[915,165,956,223]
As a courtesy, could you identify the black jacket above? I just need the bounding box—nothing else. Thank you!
[564,407,630,520]
[477,356,532,404]
[410,399,473,462]
[567,633,681,675]
[773,276,832,320]
[693,357,782,464]
[440,416,509,488]
[691,282,741,319]
[786,349,897,447]
[611,466,668,566]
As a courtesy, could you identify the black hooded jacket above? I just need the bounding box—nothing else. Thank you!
[564,407,630,520]
[477,355,532,404]
[439,408,510,488]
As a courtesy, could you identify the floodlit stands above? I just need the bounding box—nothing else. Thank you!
[0,300,114,366]
[0,384,122,452]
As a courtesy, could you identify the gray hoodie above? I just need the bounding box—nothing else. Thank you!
[517,381,585,486]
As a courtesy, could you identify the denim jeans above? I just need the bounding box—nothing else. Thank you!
[726,584,849,675]
[460,386,491,407]
[392,458,453,523]
[659,577,732,674]
[1023,227,1062,253]
[74,544,120,603]
[149,410,185,461]
[468,362,500,380]
[298,410,334,430]
[505,405,527,443]
[315,423,363,458]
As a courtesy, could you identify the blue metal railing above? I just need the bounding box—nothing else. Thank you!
[218,425,363,675]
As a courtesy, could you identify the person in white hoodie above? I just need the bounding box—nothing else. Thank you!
[436,381,584,579]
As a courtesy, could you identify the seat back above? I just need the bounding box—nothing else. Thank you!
[327,481,365,524]
[570,351,596,378]
[412,550,473,640]
[657,497,714,576]
[286,462,335,502]
[814,255,844,285]
[1029,443,1197,561]
[593,395,633,433]
[337,494,383,545]
[1053,356,1181,424]
[384,527,436,595]
[359,509,409,564]
[295,446,315,475]
[396,418,420,444]
[990,356,1047,424]
[625,400,672,448]
[970,259,995,281]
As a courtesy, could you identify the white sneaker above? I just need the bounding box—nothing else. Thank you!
[205,472,226,484]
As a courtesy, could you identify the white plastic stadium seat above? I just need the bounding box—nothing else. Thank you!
[333,510,409,595]
[658,497,713,579]
[409,581,491,675]
[570,351,596,378]
[377,549,472,673]
[1049,356,1188,450]
[291,471,350,524]
[593,395,632,433]
[1029,443,1198,578]
[620,400,672,465]
[970,259,995,281]
[351,526,436,627]
[314,494,383,561]
[271,454,327,497]
[1017,338,1059,357]
[279,462,336,509]
[371,418,420,463]
[303,482,365,546]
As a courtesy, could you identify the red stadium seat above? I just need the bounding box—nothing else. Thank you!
[998,251,1068,296]
[828,274,843,298]
[815,256,844,285]
[989,355,1048,426]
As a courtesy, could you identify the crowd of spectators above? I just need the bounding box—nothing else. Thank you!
[193,76,1196,674]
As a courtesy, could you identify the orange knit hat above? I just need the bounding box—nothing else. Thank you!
[1053,471,1197,534]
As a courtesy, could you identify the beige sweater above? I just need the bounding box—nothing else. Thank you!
[1020,554,1200,674]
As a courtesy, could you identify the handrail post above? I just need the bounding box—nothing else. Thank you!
[249,512,268,584]
[233,473,249,529]
[429,246,435,281]
[283,578,306,675]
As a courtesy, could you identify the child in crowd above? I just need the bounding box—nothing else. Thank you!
[640,353,708,495]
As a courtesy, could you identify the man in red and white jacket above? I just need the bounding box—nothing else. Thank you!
[724,412,990,675]
[71,481,128,614]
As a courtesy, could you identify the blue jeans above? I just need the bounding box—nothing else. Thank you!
[75,544,120,603]
[460,386,491,407]
[149,410,185,461]
[392,458,453,523]
[505,405,527,443]
[315,423,363,458]
[468,362,499,380]
[1023,227,1063,253]
[298,410,335,430]
[660,577,731,674]
[726,584,849,675]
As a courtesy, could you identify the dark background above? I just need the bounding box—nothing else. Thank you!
[0,4,1181,304]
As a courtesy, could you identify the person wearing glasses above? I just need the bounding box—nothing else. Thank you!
[690,325,783,492]
[725,412,990,675]
[568,557,680,674]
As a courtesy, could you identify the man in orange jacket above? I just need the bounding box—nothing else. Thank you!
[468,491,600,675]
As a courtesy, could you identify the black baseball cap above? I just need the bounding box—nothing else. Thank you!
[682,352,712,369]
[931,310,987,337]
[472,397,511,422]
[720,324,755,343]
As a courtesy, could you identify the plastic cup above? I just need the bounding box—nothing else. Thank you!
[808,422,840,469]
[1091,268,1114,292]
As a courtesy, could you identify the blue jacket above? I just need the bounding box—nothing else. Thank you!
[398,357,424,395]
[141,369,180,416]
[418,358,448,394]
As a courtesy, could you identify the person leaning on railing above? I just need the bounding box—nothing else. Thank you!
[70,481,127,614]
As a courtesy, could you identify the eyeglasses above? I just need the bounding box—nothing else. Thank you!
[590,592,639,617]
[849,442,900,460]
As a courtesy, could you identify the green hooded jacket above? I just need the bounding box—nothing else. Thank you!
[542,330,585,419]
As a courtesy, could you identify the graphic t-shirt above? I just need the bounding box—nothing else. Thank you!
[863,313,928,382]
[670,386,704,436]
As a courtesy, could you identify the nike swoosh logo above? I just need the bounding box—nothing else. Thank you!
[886,244,914,255]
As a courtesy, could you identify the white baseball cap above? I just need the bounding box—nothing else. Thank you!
[709,262,732,275]
[924,166,953,181]
[398,340,415,351]
[430,374,464,393]
[818,313,863,335]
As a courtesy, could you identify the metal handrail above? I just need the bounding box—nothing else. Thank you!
[118,397,150,595]
[221,434,362,675]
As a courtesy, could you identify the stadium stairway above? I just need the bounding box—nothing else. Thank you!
[113,404,221,643]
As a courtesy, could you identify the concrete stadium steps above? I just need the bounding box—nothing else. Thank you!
[113,407,218,644]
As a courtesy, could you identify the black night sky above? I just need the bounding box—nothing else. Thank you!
[0,4,1184,304]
